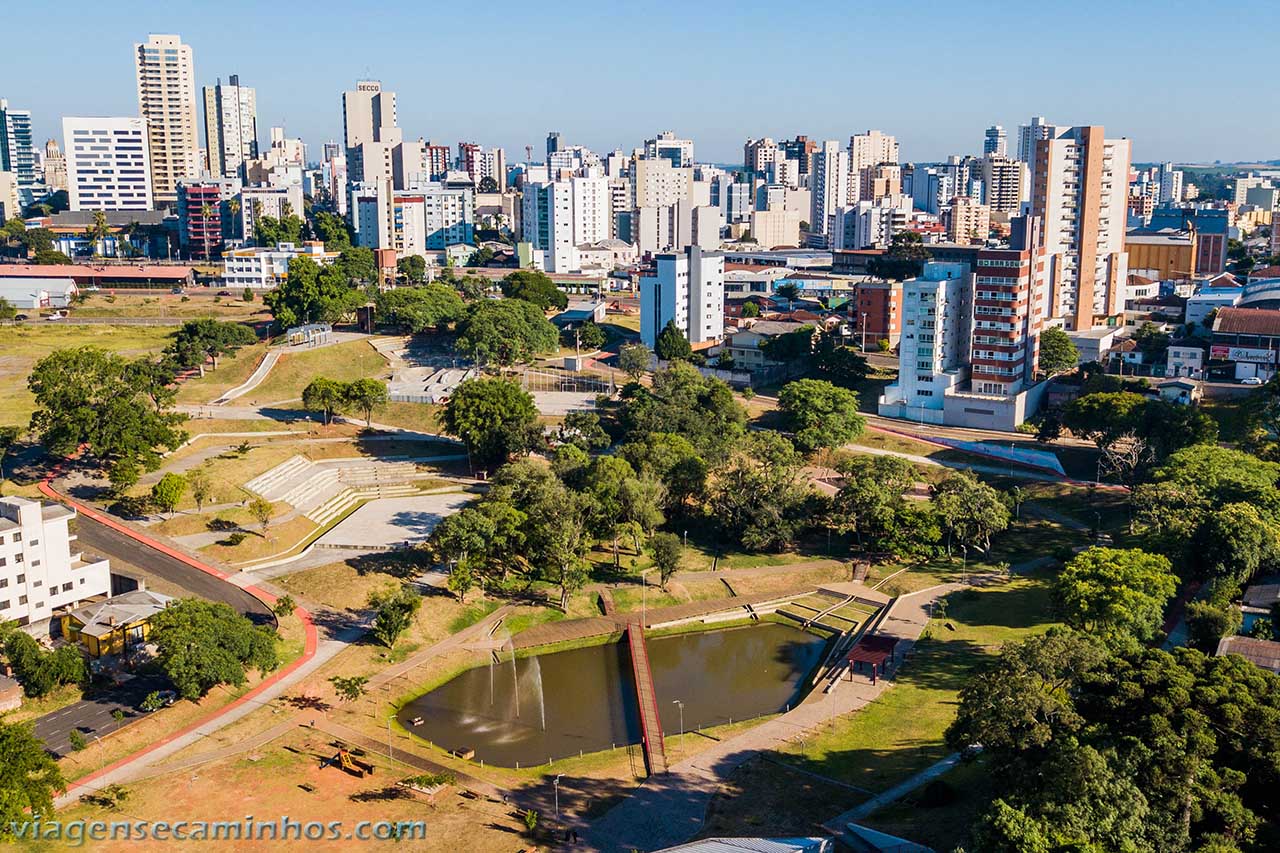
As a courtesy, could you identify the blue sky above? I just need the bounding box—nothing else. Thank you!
[4,0,1277,166]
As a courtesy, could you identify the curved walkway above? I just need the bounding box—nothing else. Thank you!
[212,349,282,405]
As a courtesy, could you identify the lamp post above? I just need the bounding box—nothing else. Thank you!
[861,312,868,351]
[672,699,685,756]
[641,569,653,628]
[553,773,563,819]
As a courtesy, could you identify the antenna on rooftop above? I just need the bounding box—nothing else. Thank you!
[525,144,533,164]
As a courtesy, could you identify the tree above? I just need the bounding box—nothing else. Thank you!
[168,319,257,372]
[740,301,761,318]
[263,254,363,330]
[3,631,86,698]
[655,319,692,361]
[249,497,274,535]
[831,455,928,557]
[1037,327,1080,377]
[269,595,297,619]
[301,377,348,425]
[187,466,213,512]
[709,432,810,552]
[775,282,800,311]
[441,377,540,467]
[311,211,352,250]
[931,471,1011,556]
[0,720,64,838]
[0,297,15,322]
[329,675,369,703]
[376,284,463,332]
[558,411,611,451]
[1133,321,1172,363]
[760,325,814,365]
[1185,600,1241,652]
[812,331,869,387]
[777,378,865,452]
[344,378,389,427]
[150,472,187,518]
[466,245,496,267]
[651,532,682,589]
[1054,547,1178,643]
[868,231,930,281]
[148,600,279,699]
[500,270,567,311]
[368,584,422,648]
[1191,502,1279,588]
[620,432,708,513]
[454,299,560,368]
[27,347,186,474]
[396,254,427,283]
[0,425,20,484]
[563,321,606,351]
[618,362,747,462]
[618,343,652,380]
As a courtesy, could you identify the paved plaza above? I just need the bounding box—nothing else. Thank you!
[314,492,473,549]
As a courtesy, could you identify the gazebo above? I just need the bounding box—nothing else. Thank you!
[846,634,900,684]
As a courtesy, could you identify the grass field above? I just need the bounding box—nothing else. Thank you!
[237,339,388,405]
[173,341,270,404]
[0,324,174,426]
[73,291,271,321]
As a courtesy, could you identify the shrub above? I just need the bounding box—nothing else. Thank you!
[219,532,248,546]
[207,518,239,532]
[1185,600,1241,652]
[68,730,87,751]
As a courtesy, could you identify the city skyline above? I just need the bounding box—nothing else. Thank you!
[3,0,1277,167]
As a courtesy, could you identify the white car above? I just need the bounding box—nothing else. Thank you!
[1241,376,1265,386]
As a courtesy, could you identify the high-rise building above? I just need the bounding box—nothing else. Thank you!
[744,138,779,173]
[0,171,18,221]
[1233,174,1274,205]
[202,75,258,178]
[947,196,991,244]
[1016,116,1062,165]
[352,179,474,255]
[809,141,850,247]
[639,246,724,349]
[1157,162,1184,204]
[983,125,1007,157]
[176,182,225,259]
[0,496,111,631]
[63,117,153,211]
[42,139,66,192]
[1029,125,1131,330]
[342,80,400,183]
[134,34,199,206]
[780,136,817,175]
[979,154,1028,213]
[645,131,694,168]
[546,131,562,159]
[0,99,38,206]
[848,130,899,203]
[521,174,611,272]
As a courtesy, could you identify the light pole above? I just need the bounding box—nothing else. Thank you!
[641,569,653,628]
[861,312,868,352]
[553,773,563,819]
[672,699,684,755]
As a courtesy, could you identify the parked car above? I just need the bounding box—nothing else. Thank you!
[171,286,184,295]
[45,311,66,320]
[216,290,232,297]
[13,314,27,322]
[1241,376,1265,386]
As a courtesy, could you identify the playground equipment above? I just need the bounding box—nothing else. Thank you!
[325,748,376,778]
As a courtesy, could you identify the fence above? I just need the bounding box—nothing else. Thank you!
[518,369,617,395]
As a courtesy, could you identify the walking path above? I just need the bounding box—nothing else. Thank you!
[824,751,962,827]
[583,584,961,852]
[212,349,282,405]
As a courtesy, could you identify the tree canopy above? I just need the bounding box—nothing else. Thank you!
[262,251,369,329]
[376,284,464,332]
[615,361,746,462]
[167,319,257,370]
[0,720,64,838]
[777,378,865,452]
[499,270,567,311]
[441,377,540,467]
[1054,547,1178,643]
[148,599,279,700]
[654,319,692,361]
[1037,327,1080,377]
[454,299,559,367]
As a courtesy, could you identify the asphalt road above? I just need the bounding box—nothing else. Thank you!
[32,673,168,757]
[75,515,273,622]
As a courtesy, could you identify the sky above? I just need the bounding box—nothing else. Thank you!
[4,0,1278,168]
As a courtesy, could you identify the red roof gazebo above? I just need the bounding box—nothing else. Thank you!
[846,634,900,684]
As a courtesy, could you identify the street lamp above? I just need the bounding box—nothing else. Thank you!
[641,569,653,628]
[672,700,685,755]
[553,773,563,819]
[861,312,868,352]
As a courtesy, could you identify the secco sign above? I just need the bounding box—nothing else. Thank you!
[1211,345,1275,364]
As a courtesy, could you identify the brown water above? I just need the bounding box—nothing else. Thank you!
[396,622,828,767]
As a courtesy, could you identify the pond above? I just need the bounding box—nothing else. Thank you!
[396,621,829,767]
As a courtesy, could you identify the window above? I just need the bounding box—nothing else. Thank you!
[61,583,72,593]
[18,596,26,605]
[32,580,41,588]
[14,554,21,563]
[0,601,7,611]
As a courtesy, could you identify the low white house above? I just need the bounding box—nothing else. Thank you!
[222,241,339,290]
[0,277,78,310]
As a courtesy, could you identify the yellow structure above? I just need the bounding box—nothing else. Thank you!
[59,590,172,658]
[1125,231,1198,281]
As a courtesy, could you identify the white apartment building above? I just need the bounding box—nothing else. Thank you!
[848,130,899,203]
[749,208,802,249]
[473,147,506,188]
[0,171,18,221]
[134,34,199,206]
[645,131,694,168]
[1016,116,1063,165]
[744,137,779,173]
[809,141,850,247]
[984,125,1007,157]
[352,180,474,256]
[222,241,339,289]
[1030,125,1131,330]
[633,157,693,209]
[1233,174,1274,205]
[639,246,724,349]
[831,196,912,251]
[521,175,612,272]
[62,117,153,211]
[1157,162,1184,204]
[879,262,973,423]
[980,154,1028,213]
[0,496,111,631]
[237,184,304,240]
[202,74,258,178]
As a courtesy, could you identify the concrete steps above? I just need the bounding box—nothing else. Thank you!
[244,455,313,499]
[279,467,341,512]
[305,483,424,527]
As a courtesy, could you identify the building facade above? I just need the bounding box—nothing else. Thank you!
[62,117,154,211]
[134,34,199,206]
[222,241,339,290]
[639,246,724,349]
[809,141,850,248]
[202,75,258,178]
[0,99,38,206]
[0,496,111,631]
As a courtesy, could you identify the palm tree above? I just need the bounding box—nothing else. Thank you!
[200,204,216,260]
[775,282,800,313]
[87,210,109,259]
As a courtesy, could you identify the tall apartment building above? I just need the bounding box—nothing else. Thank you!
[0,496,111,631]
[352,180,474,255]
[744,138,779,173]
[1233,174,1274,205]
[1016,116,1062,165]
[342,80,400,184]
[202,75,258,178]
[42,139,66,192]
[848,130,899,203]
[134,34,199,206]
[521,175,611,272]
[0,99,38,205]
[546,131,562,158]
[237,184,304,240]
[471,147,506,188]
[983,125,1007,157]
[645,131,694,168]
[888,261,974,419]
[639,246,724,349]
[809,141,850,247]
[0,172,18,221]
[63,117,153,211]
[176,182,224,258]
[1029,125,1131,330]
[831,196,911,251]
[947,196,991,244]
[1157,162,1184,204]
[979,154,1028,213]
[780,136,817,175]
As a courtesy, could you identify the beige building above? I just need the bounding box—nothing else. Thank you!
[1030,125,1131,330]
[0,171,17,220]
[749,208,802,249]
[632,157,692,209]
[134,34,199,207]
[946,196,991,244]
[980,154,1027,213]
[342,80,400,152]
[848,130,899,203]
[42,139,66,192]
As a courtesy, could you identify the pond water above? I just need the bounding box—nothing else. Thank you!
[397,621,828,767]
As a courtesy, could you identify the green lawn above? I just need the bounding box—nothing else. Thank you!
[771,571,1058,793]
[236,339,388,405]
[0,324,174,426]
[173,341,270,404]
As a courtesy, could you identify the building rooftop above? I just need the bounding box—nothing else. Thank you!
[1213,307,1280,337]
[0,264,193,281]
[0,276,77,295]
[1243,583,1280,609]
[1216,636,1280,673]
[737,320,810,337]
[655,839,831,853]
[65,590,173,639]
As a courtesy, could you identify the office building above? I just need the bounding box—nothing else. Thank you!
[63,117,153,211]
[222,241,340,290]
[42,139,66,192]
[639,246,724,349]
[809,141,850,247]
[1029,125,1131,329]
[342,80,400,185]
[645,131,694,168]
[0,496,111,631]
[780,136,817,175]
[0,99,38,206]
[983,125,1007,157]
[202,75,258,178]
[546,131,562,159]
[134,34,200,206]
